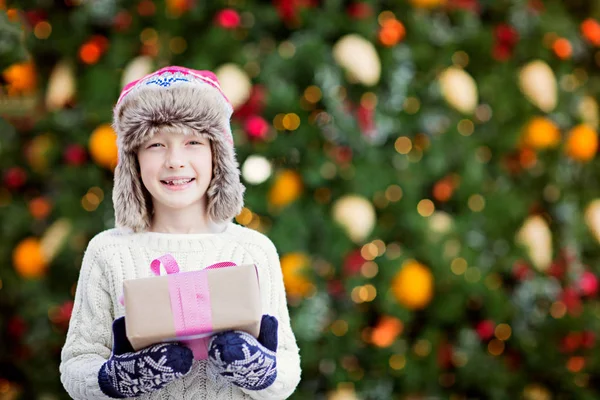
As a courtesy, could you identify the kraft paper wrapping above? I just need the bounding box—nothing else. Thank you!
[124,263,261,351]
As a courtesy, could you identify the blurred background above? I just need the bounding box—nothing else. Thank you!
[2,0,600,399]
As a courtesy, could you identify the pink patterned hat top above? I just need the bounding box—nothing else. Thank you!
[116,66,233,110]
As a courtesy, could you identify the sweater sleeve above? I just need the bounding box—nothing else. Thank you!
[241,237,302,400]
[59,238,115,400]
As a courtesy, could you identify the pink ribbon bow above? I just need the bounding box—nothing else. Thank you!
[150,254,237,359]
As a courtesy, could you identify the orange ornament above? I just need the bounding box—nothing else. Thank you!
[392,259,434,310]
[409,0,447,8]
[13,237,48,279]
[581,18,600,46]
[280,252,313,297]
[268,170,303,207]
[371,316,403,347]
[379,19,405,47]
[2,61,37,95]
[433,177,454,202]
[522,117,560,149]
[553,38,572,60]
[89,124,118,170]
[29,197,52,220]
[565,124,598,162]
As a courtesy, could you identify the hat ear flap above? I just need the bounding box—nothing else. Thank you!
[113,151,152,233]
[207,135,245,222]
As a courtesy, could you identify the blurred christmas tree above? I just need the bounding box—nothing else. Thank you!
[2,0,600,398]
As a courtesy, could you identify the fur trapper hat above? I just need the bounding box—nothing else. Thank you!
[112,66,245,233]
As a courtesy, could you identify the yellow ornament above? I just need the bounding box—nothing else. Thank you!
[268,170,303,207]
[280,252,313,297]
[518,60,557,113]
[332,195,376,243]
[89,124,118,170]
[13,237,48,279]
[333,34,381,86]
[438,66,478,114]
[522,117,560,149]
[585,199,600,243]
[565,124,598,162]
[523,383,551,400]
[46,60,76,111]
[392,260,434,310]
[409,0,447,8]
[516,215,552,272]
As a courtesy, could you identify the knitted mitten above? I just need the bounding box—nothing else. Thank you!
[207,315,278,391]
[98,316,194,398]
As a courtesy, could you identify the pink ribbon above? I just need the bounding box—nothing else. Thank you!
[149,254,237,359]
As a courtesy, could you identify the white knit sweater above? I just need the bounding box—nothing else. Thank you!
[60,222,302,400]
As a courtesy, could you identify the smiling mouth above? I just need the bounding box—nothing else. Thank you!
[160,178,196,186]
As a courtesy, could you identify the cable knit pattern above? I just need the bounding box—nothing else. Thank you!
[60,222,302,400]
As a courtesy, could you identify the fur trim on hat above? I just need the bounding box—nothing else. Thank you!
[112,74,245,233]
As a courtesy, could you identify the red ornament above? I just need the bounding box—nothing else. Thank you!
[512,260,534,281]
[447,0,480,13]
[561,332,582,353]
[356,104,376,137]
[560,287,583,316]
[4,167,27,189]
[343,250,365,276]
[234,85,267,121]
[475,320,495,341]
[244,116,269,140]
[327,279,345,297]
[578,271,598,297]
[53,300,74,328]
[347,3,372,19]
[215,9,241,29]
[492,24,519,61]
[113,10,133,32]
[7,316,27,339]
[582,331,595,349]
[273,0,317,25]
[334,146,353,164]
[63,144,88,166]
[437,340,453,369]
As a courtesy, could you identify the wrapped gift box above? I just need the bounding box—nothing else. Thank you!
[123,261,261,359]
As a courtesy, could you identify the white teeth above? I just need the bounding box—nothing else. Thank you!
[164,178,193,185]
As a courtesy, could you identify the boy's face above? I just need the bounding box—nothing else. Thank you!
[137,129,212,213]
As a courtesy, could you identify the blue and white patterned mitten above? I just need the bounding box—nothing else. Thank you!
[208,315,278,391]
[98,316,194,398]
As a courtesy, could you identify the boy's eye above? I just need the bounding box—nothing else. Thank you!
[189,141,204,145]
[148,143,163,148]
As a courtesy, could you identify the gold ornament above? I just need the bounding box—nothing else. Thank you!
[13,237,48,279]
[89,124,118,170]
[41,218,72,263]
[518,60,557,113]
[332,195,376,243]
[585,199,600,243]
[25,133,54,173]
[327,385,358,400]
[578,96,599,129]
[121,56,154,89]
[46,60,76,110]
[215,63,252,109]
[268,170,303,207]
[522,117,560,149]
[516,215,552,272]
[333,34,381,86]
[438,66,478,114]
[392,259,434,310]
[523,383,551,400]
[280,252,313,297]
[565,124,598,162]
